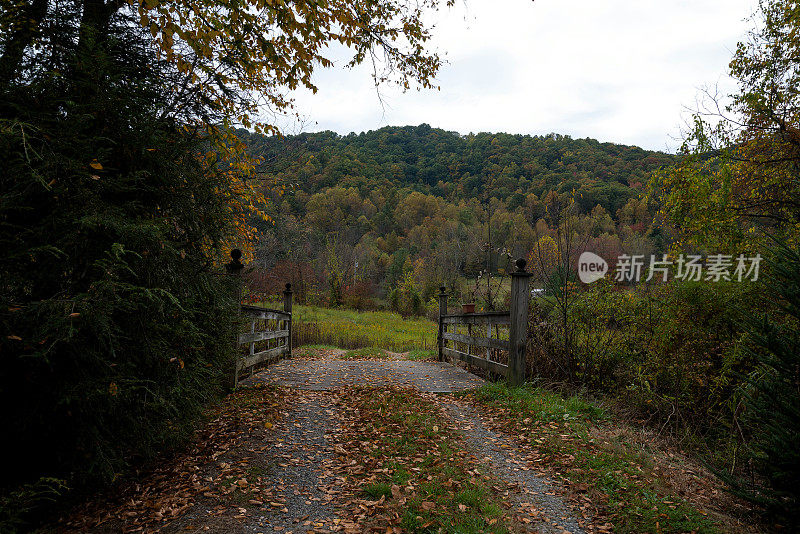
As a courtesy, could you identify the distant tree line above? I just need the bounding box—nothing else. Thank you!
[240,125,676,310]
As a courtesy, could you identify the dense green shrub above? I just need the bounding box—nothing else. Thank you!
[528,278,756,451]
[570,280,648,391]
[632,281,751,433]
[388,272,425,317]
[528,281,650,391]
[733,244,800,521]
[0,8,239,530]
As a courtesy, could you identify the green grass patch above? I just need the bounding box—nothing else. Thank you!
[291,344,437,362]
[405,348,437,361]
[362,482,393,500]
[261,302,437,352]
[473,382,606,424]
[295,344,339,351]
[338,387,510,533]
[472,383,719,534]
[290,345,341,360]
[341,347,390,359]
[387,462,412,485]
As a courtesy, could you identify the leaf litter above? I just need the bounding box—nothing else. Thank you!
[52,350,758,534]
[56,384,289,533]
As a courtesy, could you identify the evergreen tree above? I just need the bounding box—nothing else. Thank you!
[0,5,239,529]
[736,243,800,522]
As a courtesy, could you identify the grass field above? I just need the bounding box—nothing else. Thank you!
[259,301,438,352]
[292,345,437,360]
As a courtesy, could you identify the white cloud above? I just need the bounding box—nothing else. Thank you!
[271,0,758,152]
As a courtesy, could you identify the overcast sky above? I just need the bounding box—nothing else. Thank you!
[274,0,759,153]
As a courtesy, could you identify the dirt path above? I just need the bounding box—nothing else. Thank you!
[442,400,587,534]
[58,345,762,534]
[246,357,487,393]
[242,390,341,533]
[57,348,753,533]
[59,352,588,533]
[245,351,587,533]
[135,389,347,534]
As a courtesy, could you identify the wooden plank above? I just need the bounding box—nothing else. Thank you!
[283,285,293,356]
[240,305,290,320]
[486,322,492,360]
[443,332,509,351]
[249,319,255,356]
[441,313,511,325]
[244,310,290,321]
[238,329,289,345]
[443,347,508,377]
[237,345,288,371]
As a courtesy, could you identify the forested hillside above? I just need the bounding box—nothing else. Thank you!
[242,125,673,207]
[240,125,677,309]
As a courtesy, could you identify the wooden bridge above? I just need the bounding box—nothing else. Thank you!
[234,285,292,386]
[227,250,532,387]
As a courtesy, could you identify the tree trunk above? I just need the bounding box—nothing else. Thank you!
[0,0,49,91]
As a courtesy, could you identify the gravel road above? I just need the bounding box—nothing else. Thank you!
[246,358,487,393]
[245,391,342,534]
[443,401,587,534]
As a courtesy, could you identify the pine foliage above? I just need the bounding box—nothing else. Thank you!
[737,243,800,521]
[0,4,238,525]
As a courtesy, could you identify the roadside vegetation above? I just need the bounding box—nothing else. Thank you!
[527,279,752,461]
[470,383,724,534]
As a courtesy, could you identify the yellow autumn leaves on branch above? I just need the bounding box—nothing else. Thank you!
[125,0,452,257]
[650,0,800,253]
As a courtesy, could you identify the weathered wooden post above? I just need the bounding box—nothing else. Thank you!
[226,249,245,388]
[509,258,532,386]
[283,282,293,356]
[438,286,448,362]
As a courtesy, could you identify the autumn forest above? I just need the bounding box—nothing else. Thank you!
[242,125,675,311]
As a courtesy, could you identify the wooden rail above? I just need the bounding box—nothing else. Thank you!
[441,312,512,325]
[233,284,293,386]
[442,331,509,351]
[437,259,531,386]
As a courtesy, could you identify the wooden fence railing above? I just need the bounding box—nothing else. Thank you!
[438,259,531,385]
[224,250,294,386]
[234,283,293,386]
